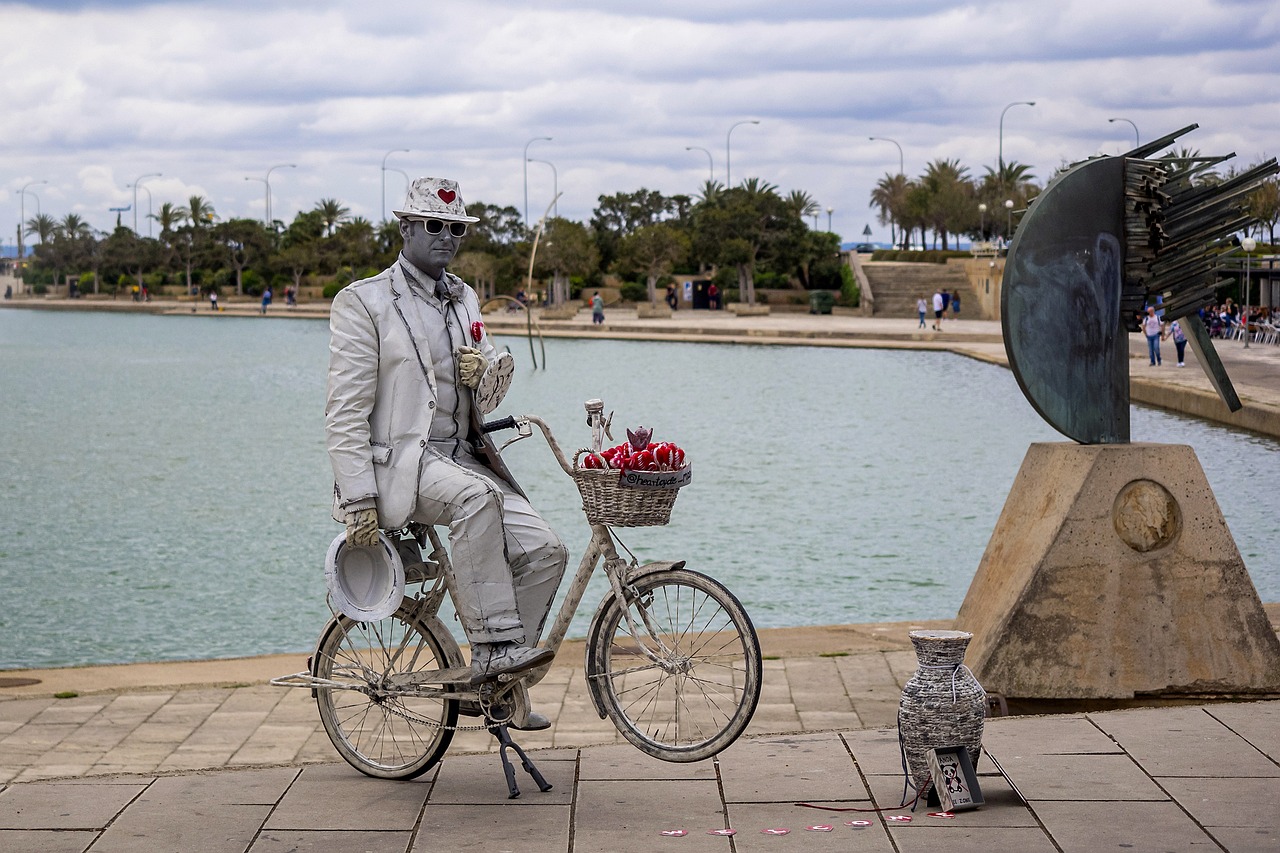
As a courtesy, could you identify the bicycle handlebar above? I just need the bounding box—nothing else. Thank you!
[480,416,518,434]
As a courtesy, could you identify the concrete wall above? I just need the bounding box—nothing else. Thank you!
[952,257,1005,322]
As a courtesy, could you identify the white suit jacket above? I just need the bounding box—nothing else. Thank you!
[325,262,518,529]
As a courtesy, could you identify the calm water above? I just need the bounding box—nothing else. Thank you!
[2,309,1278,669]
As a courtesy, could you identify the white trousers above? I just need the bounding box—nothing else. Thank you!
[411,444,568,645]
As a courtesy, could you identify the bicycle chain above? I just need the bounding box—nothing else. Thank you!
[373,685,516,733]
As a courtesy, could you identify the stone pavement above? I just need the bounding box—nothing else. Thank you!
[1,700,1277,851]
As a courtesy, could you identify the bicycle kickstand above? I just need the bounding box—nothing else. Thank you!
[487,723,553,799]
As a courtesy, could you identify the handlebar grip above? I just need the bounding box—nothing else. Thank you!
[480,416,518,434]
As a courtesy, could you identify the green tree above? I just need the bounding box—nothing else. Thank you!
[315,198,351,237]
[614,222,690,304]
[978,161,1039,241]
[920,158,973,250]
[1247,174,1280,245]
[451,251,500,302]
[692,179,802,306]
[25,213,57,245]
[535,218,598,304]
[212,218,271,295]
[186,195,217,227]
[591,188,675,273]
[870,173,909,248]
[784,189,820,227]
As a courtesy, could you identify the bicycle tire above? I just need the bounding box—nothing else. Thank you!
[588,568,761,762]
[313,604,461,780]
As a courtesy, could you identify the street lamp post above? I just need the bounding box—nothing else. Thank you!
[136,184,153,237]
[244,176,268,225]
[1108,117,1140,148]
[868,137,904,178]
[1242,237,1257,348]
[998,101,1035,173]
[381,149,409,223]
[979,203,987,241]
[869,137,905,247]
[265,163,295,228]
[523,137,552,228]
[726,120,759,187]
[1004,199,1015,240]
[131,173,161,234]
[827,206,834,232]
[18,180,46,260]
[527,158,558,219]
[685,146,713,183]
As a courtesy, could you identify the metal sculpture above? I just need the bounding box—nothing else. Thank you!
[1003,124,1277,444]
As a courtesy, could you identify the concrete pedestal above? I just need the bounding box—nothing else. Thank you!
[955,442,1280,699]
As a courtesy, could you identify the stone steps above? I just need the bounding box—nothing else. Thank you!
[863,262,972,318]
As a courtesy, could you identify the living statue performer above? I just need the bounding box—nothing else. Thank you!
[325,176,567,729]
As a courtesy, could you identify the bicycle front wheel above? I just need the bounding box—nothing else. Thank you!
[588,568,761,762]
[313,606,461,780]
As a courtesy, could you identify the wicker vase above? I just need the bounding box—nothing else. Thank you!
[897,630,986,795]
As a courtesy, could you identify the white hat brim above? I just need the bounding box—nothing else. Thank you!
[393,209,480,223]
[325,531,406,622]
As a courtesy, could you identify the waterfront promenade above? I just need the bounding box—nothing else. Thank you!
[3,297,1280,849]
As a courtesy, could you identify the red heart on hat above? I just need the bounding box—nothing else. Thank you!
[437,188,456,204]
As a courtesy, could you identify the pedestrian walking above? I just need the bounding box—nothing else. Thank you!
[209,289,219,311]
[1143,306,1165,366]
[591,290,605,324]
[260,286,272,315]
[916,295,927,328]
[931,291,943,331]
[1170,319,1187,367]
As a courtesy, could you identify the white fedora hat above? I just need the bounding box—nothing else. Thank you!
[324,530,406,622]
[392,176,480,223]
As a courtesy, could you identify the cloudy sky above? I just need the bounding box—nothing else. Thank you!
[2,0,1277,244]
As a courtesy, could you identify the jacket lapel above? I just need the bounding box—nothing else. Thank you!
[389,265,437,391]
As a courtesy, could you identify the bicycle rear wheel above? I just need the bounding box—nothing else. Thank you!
[588,568,761,762]
[313,605,461,779]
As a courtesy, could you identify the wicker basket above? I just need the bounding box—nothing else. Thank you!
[572,453,687,527]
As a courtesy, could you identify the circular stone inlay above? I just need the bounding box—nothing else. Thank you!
[1112,479,1181,552]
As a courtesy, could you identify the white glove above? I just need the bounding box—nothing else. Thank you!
[456,346,488,389]
[345,507,380,547]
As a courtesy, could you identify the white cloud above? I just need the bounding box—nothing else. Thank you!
[1,0,1276,241]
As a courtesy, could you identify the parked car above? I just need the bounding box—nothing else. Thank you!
[854,243,877,253]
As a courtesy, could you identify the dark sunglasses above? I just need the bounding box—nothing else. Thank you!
[419,218,468,237]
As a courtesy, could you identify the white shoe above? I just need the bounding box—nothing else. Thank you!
[470,642,554,684]
[1178,362,1185,367]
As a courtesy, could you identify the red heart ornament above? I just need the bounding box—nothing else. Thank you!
[471,321,484,342]
[437,188,456,204]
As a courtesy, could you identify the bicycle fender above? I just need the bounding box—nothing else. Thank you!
[583,560,686,719]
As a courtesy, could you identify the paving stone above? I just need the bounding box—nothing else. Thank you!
[1002,753,1168,801]
[860,769,1037,826]
[414,803,569,852]
[15,764,96,782]
[1160,776,1280,828]
[91,802,270,852]
[266,763,431,831]
[0,780,147,829]
[791,690,856,713]
[578,743,713,780]
[29,700,109,725]
[889,826,1057,852]
[1204,701,1280,762]
[0,699,54,729]
[573,778,727,853]
[142,767,298,805]
[725,800,895,851]
[1093,706,1280,777]
[252,828,412,852]
[799,710,863,730]
[841,728,907,776]
[0,828,100,852]
[429,751,575,805]
[718,733,866,803]
[848,699,899,728]
[1207,825,1280,851]
[833,653,899,687]
[1032,800,1219,851]
[983,714,1122,755]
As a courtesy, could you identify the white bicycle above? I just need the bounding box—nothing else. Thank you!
[276,400,761,791]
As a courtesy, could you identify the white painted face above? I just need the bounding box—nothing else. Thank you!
[399,218,461,279]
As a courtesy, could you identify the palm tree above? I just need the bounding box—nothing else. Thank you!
[784,190,820,226]
[58,213,92,240]
[921,159,973,250]
[150,202,186,236]
[696,179,725,206]
[315,198,351,237]
[186,195,216,227]
[870,173,909,248]
[25,213,57,244]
